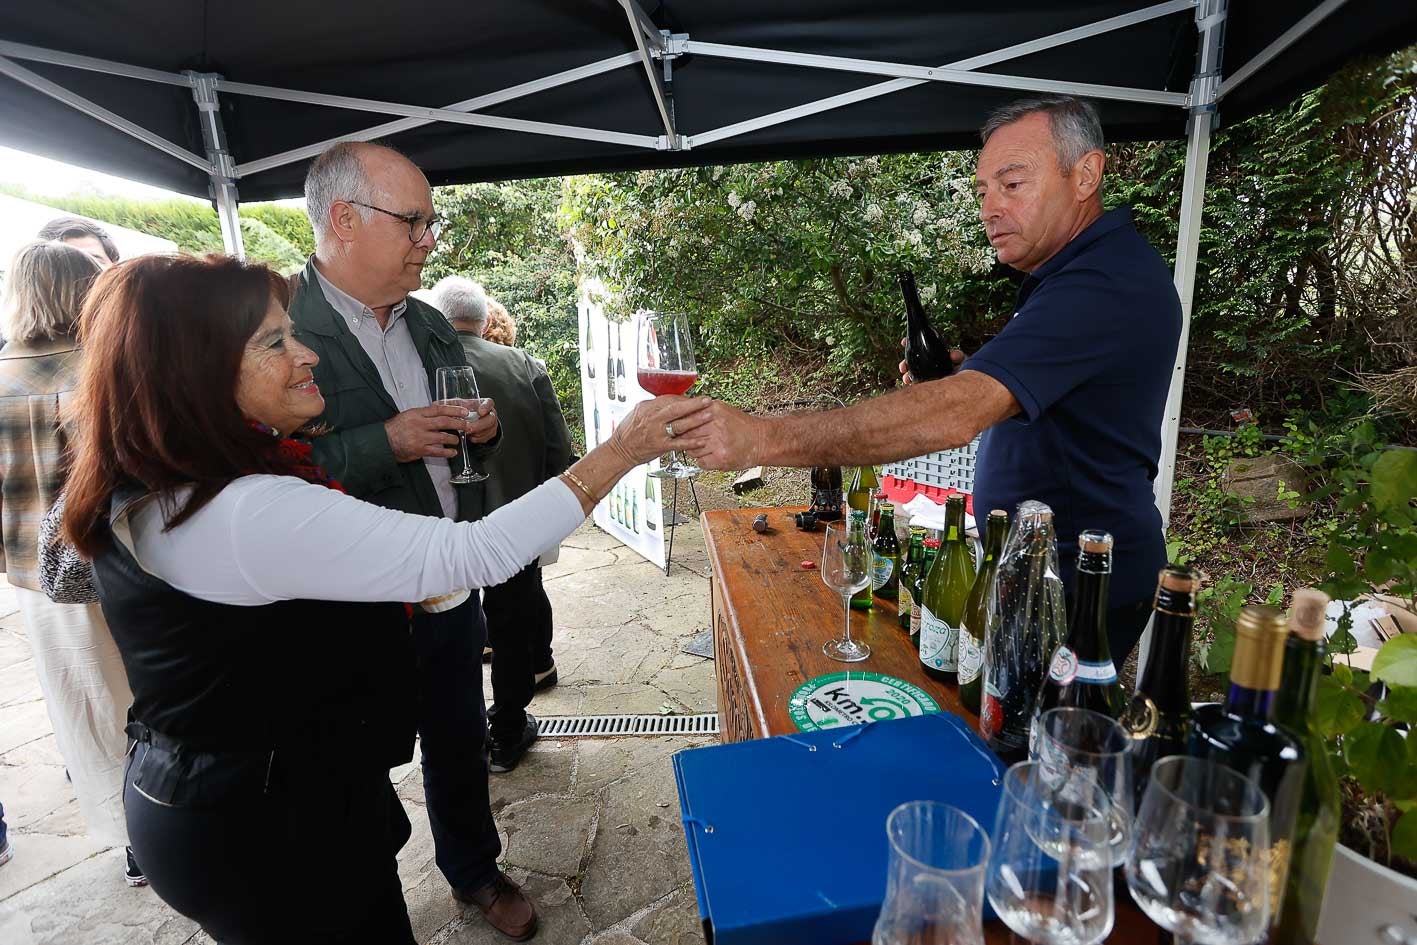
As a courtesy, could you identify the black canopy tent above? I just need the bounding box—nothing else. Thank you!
[2,0,1415,522]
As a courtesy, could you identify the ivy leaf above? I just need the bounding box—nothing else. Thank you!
[1378,686,1417,724]
[1332,662,1353,687]
[1392,811,1417,864]
[1345,723,1417,800]
[1372,635,1417,689]
[1370,448,1417,520]
[1315,675,1366,738]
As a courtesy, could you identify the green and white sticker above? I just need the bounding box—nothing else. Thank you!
[788,672,941,731]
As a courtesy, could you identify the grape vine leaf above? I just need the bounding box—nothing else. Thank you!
[1370,447,1417,521]
[1345,723,1417,800]
[1378,686,1417,725]
[1315,675,1366,738]
[1373,635,1417,689]
[1392,811,1417,864]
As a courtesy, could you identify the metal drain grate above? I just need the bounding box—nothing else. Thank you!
[537,713,719,738]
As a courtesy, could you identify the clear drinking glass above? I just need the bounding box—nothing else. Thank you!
[986,760,1115,945]
[872,801,991,945]
[1125,755,1272,945]
[821,522,871,662]
[636,311,701,480]
[1032,707,1135,866]
[435,365,489,484]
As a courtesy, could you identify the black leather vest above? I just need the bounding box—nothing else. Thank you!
[93,489,416,771]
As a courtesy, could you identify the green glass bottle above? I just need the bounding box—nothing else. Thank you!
[632,482,640,533]
[1273,588,1340,945]
[871,503,901,599]
[845,465,877,518]
[912,538,939,649]
[645,474,657,531]
[898,528,926,632]
[850,510,874,610]
[959,509,1007,714]
[918,496,973,684]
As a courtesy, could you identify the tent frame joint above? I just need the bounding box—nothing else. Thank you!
[186,70,245,259]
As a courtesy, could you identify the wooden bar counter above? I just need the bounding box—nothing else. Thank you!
[702,505,1157,945]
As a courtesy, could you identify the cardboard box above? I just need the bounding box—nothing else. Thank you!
[1343,594,1417,672]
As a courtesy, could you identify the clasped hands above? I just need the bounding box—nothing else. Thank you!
[385,400,499,462]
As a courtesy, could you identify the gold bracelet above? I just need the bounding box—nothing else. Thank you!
[561,471,597,502]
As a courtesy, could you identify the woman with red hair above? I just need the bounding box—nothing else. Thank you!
[64,253,707,944]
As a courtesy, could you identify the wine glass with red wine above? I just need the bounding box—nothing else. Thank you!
[637,311,700,479]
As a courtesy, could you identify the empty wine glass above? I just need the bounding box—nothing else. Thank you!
[986,760,1115,945]
[435,365,488,484]
[821,519,871,662]
[1032,707,1135,866]
[872,801,990,945]
[1125,755,1271,945]
[637,311,701,479]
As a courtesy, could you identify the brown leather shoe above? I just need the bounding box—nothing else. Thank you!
[454,872,538,941]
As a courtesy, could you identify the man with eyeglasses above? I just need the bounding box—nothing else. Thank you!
[289,141,539,940]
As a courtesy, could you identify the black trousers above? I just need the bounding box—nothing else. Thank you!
[124,740,415,945]
[412,595,502,893]
[1107,597,1154,667]
[482,564,554,743]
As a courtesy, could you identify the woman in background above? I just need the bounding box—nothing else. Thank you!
[0,241,143,884]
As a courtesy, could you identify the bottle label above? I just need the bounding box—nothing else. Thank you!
[910,601,922,638]
[981,680,1003,739]
[871,555,895,591]
[918,607,958,672]
[1120,695,1159,739]
[957,626,983,684]
[1047,646,1079,685]
[898,584,913,619]
[1074,659,1118,684]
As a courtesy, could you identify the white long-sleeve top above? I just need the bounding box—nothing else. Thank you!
[123,474,585,607]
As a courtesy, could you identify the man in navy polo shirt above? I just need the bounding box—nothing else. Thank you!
[684,95,1181,663]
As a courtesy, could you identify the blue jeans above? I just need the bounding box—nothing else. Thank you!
[413,595,501,893]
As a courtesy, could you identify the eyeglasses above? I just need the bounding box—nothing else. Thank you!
[346,200,444,243]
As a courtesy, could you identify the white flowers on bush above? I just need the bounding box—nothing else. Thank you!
[827,179,853,199]
[906,230,923,247]
[737,200,757,222]
[864,203,884,224]
[913,205,929,226]
[919,283,938,303]
[727,191,742,209]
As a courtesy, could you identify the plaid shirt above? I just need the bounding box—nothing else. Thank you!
[0,337,81,590]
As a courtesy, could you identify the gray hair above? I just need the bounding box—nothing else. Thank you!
[981,95,1105,172]
[303,141,384,243]
[1,240,101,344]
[431,276,489,331]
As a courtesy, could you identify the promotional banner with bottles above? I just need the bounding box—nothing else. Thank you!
[578,287,667,569]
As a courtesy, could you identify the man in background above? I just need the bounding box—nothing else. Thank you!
[291,142,538,939]
[431,276,573,773]
[37,217,119,269]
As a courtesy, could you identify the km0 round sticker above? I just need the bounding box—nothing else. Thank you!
[788,672,941,732]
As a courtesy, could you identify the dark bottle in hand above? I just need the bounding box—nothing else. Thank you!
[900,271,953,382]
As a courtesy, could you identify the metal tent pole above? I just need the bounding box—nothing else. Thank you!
[188,73,244,258]
[1154,0,1226,529]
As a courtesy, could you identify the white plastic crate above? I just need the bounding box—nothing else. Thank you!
[884,436,981,495]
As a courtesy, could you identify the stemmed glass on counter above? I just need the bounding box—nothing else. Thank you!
[820,521,871,662]
[1032,707,1135,867]
[435,365,489,484]
[636,310,701,480]
[1125,755,1272,945]
[986,760,1116,945]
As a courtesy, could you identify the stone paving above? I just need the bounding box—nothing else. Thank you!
[0,520,717,945]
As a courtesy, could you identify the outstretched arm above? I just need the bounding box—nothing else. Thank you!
[683,369,1019,470]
